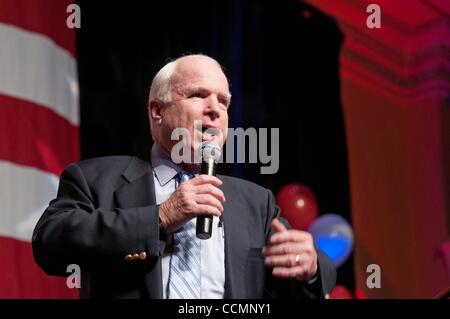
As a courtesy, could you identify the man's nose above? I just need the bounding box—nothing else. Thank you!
[204,95,221,120]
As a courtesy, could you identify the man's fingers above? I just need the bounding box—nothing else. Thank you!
[264,254,305,268]
[262,242,310,256]
[270,229,313,245]
[194,184,226,203]
[196,204,222,217]
[195,194,224,212]
[271,218,288,233]
[190,174,223,186]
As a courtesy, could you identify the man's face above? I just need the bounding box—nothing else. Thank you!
[153,57,230,161]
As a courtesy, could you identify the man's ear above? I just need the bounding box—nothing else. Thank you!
[148,100,163,125]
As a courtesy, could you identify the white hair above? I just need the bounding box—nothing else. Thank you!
[148,60,177,104]
[148,54,225,105]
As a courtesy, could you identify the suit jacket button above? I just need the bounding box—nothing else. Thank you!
[139,252,147,260]
[124,254,133,261]
[132,253,139,260]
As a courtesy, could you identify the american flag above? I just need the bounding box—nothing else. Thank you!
[0,0,79,298]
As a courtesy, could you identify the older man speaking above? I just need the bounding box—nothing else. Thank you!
[32,54,336,299]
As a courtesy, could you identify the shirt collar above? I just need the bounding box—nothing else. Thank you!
[150,144,201,186]
[150,144,181,187]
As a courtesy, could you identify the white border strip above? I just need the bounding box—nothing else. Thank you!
[0,161,59,242]
[0,23,79,125]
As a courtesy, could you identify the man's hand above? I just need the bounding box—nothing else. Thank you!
[159,175,225,233]
[262,219,318,282]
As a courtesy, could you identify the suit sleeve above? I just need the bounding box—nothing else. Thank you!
[264,188,336,299]
[32,163,162,276]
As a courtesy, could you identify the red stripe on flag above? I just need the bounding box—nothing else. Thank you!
[0,94,79,176]
[0,0,76,57]
[0,236,78,298]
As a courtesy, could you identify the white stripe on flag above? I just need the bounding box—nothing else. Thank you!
[0,161,59,242]
[0,23,79,125]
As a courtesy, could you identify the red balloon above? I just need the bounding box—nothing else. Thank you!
[354,288,368,299]
[276,183,318,231]
[329,285,353,299]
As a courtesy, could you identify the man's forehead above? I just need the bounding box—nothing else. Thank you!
[172,67,229,91]
[180,84,231,99]
[174,64,225,81]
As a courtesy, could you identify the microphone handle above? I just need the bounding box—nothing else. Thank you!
[196,157,216,239]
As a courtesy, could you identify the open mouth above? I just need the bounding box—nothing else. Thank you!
[198,126,220,141]
[202,126,219,134]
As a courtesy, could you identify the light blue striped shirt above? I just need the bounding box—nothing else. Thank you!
[150,144,225,299]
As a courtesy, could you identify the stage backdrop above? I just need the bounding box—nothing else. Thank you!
[307,0,450,298]
[0,0,78,298]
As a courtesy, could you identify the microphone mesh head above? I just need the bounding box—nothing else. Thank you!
[202,141,222,162]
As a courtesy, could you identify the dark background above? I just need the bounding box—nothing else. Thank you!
[76,0,353,292]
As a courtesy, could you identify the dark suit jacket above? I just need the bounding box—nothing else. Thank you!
[32,156,336,298]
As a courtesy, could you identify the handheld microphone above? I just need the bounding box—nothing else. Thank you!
[196,140,221,240]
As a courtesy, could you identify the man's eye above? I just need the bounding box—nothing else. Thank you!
[189,92,204,98]
[219,100,229,108]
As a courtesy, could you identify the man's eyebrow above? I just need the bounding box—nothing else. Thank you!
[187,86,207,92]
[184,86,232,100]
[222,92,232,102]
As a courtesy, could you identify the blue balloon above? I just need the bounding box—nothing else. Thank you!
[308,214,353,268]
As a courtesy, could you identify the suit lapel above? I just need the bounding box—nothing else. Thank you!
[113,161,250,299]
[221,177,250,298]
[114,156,156,208]
[113,156,164,299]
